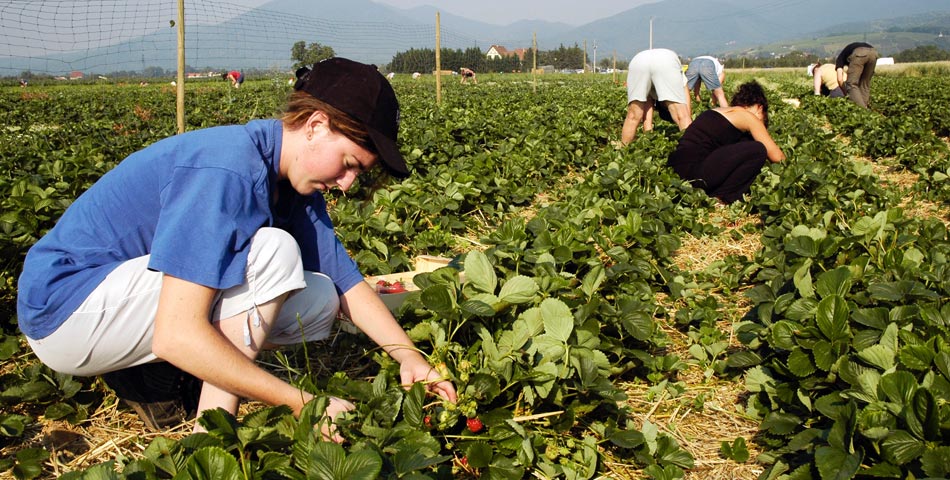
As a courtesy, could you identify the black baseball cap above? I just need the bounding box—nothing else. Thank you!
[294,57,408,178]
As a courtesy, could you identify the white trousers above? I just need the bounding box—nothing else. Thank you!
[27,228,340,376]
[626,48,687,104]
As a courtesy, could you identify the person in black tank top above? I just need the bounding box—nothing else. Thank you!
[668,81,786,204]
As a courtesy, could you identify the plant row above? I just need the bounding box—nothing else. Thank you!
[0,72,948,479]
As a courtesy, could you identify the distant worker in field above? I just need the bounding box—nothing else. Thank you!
[808,61,845,98]
[685,56,728,108]
[17,57,457,438]
[667,81,785,204]
[223,69,244,88]
[386,72,395,80]
[19,78,28,87]
[835,42,877,108]
[459,67,477,84]
[621,48,692,145]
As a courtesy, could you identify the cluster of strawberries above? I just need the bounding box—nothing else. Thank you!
[375,279,407,294]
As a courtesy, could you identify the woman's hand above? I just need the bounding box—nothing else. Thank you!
[317,396,355,443]
[339,281,459,404]
[399,354,458,403]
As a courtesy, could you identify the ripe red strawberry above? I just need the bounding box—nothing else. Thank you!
[423,415,432,428]
[376,279,408,294]
[466,417,483,433]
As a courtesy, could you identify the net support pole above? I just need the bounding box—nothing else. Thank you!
[583,40,587,73]
[613,51,617,84]
[532,32,537,93]
[176,0,186,134]
[435,12,441,106]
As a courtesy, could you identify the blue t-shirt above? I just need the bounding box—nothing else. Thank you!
[17,119,363,339]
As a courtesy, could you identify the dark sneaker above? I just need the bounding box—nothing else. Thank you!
[101,362,201,431]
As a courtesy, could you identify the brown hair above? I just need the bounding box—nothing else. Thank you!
[281,91,376,154]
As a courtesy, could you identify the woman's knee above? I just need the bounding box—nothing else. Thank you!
[247,228,304,284]
[250,227,300,264]
[211,228,306,320]
[270,272,340,344]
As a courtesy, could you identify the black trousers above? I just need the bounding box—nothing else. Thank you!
[693,140,767,204]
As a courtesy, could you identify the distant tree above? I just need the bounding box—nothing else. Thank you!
[722,50,820,69]
[775,50,822,67]
[523,48,536,68]
[482,54,519,73]
[382,44,591,73]
[388,47,487,74]
[143,66,167,78]
[461,47,486,72]
[894,44,950,62]
[291,41,336,70]
[390,47,435,73]
[536,44,585,70]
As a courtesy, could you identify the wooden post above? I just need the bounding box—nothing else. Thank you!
[583,40,587,73]
[176,0,185,134]
[613,51,617,84]
[532,32,537,93]
[435,12,441,106]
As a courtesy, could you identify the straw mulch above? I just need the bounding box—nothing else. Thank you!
[12,154,949,478]
[607,152,950,479]
[859,156,949,225]
[617,206,763,480]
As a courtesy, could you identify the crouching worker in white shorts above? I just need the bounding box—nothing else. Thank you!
[621,48,693,145]
[17,58,458,437]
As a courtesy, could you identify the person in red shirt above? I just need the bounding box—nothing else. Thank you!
[223,70,244,88]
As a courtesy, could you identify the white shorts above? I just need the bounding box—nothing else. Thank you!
[626,48,687,104]
[27,228,341,376]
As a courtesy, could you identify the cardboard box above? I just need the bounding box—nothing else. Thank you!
[338,256,459,333]
[364,255,455,311]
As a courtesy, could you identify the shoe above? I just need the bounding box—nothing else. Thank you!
[101,362,201,430]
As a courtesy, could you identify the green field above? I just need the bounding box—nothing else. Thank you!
[1,70,949,479]
[728,29,950,59]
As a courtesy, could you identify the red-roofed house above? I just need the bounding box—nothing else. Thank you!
[69,71,84,80]
[486,45,527,61]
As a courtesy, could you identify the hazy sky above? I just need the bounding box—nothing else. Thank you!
[228,0,657,26]
[372,0,657,25]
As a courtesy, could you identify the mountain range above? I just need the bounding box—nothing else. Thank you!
[1,0,948,75]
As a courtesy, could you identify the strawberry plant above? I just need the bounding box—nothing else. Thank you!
[2,72,949,479]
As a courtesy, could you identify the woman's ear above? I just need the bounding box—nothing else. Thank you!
[305,110,331,139]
